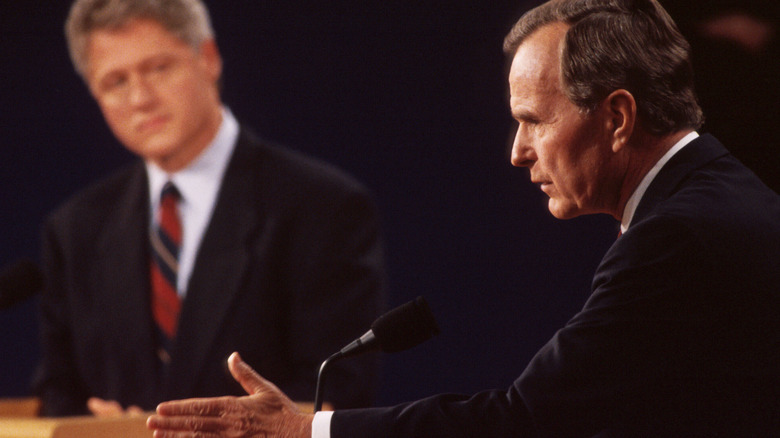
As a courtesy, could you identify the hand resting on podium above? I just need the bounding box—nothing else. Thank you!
[87,397,144,418]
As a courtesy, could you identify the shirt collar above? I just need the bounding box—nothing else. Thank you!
[620,131,699,233]
[146,106,239,210]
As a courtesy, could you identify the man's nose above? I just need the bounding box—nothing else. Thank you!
[127,75,156,107]
[510,131,535,168]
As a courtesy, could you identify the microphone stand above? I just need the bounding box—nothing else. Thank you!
[313,352,342,412]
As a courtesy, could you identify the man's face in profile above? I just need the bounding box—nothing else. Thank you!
[508,22,615,220]
[84,18,222,172]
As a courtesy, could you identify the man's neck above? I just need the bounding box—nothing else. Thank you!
[614,129,693,221]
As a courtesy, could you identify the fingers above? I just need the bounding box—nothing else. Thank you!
[156,396,237,417]
[87,397,124,417]
[149,399,237,437]
[147,414,228,435]
[151,427,224,438]
[227,351,279,396]
[88,397,146,417]
[127,405,145,416]
[151,431,222,438]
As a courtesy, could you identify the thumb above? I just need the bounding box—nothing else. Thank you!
[227,351,276,396]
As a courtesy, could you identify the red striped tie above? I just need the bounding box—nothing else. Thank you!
[150,182,182,365]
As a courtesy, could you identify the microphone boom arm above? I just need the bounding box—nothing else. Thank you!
[313,352,341,412]
[311,296,439,413]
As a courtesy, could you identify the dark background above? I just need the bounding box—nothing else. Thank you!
[2,0,773,408]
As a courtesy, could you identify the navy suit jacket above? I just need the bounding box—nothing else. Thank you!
[35,129,386,416]
[332,134,780,437]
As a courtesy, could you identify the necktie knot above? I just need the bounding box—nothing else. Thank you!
[161,181,180,202]
[158,182,182,247]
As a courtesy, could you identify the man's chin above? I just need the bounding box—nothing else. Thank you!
[547,200,581,220]
[132,140,180,161]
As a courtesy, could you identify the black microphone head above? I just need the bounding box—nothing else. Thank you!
[0,259,43,309]
[370,296,440,353]
[316,297,440,411]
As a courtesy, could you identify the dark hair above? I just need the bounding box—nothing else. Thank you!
[504,0,704,135]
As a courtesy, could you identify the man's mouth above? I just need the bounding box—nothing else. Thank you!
[138,115,170,132]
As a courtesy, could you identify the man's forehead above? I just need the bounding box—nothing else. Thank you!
[85,18,189,75]
[508,22,568,94]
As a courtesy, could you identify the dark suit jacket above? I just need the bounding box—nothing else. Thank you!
[332,134,780,437]
[35,129,386,416]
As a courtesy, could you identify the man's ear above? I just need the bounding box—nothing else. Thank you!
[199,39,223,83]
[602,89,636,153]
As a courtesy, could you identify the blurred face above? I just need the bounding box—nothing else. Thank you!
[85,18,223,172]
[509,23,617,219]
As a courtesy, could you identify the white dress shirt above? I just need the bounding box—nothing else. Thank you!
[146,107,239,297]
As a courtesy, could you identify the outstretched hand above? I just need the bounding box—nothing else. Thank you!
[147,352,313,438]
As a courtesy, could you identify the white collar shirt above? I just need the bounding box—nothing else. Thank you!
[620,131,699,234]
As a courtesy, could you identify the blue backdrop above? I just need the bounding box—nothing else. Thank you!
[1,1,617,406]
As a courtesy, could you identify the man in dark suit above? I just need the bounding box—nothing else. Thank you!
[34,0,385,417]
[148,0,780,436]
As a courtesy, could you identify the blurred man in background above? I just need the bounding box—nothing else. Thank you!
[35,0,385,417]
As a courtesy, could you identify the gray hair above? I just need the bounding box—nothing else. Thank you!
[504,0,704,135]
[65,0,215,77]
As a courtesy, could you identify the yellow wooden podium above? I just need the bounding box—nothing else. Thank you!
[0,415,151,438]
[0,398,150,438]
[0,398,321,437]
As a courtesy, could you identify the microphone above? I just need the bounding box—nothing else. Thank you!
[0,259,43,309]
[338,296,440,358]
[314,296,440,411]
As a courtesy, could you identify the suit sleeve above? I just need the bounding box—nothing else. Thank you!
[331,214,719,437]
[514,214,711,436]
[34,215,91,416]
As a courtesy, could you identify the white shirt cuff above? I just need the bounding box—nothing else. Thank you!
[312,410,334,438]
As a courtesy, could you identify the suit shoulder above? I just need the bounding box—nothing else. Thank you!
[627,153,780,274]
[660,154,780,225]
[47,162,145,228]
[236,131,372,198]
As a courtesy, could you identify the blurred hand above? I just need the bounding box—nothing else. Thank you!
[147,352,313,438]
[87,397,144,417]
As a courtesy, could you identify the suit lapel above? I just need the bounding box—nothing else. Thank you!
[632,134,729,225]
[93,163,162,402]
[166,132,262,397]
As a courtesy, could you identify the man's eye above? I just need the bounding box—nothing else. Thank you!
[102,76,127,91]
[151,60,173,73]
[517,118,539,128]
